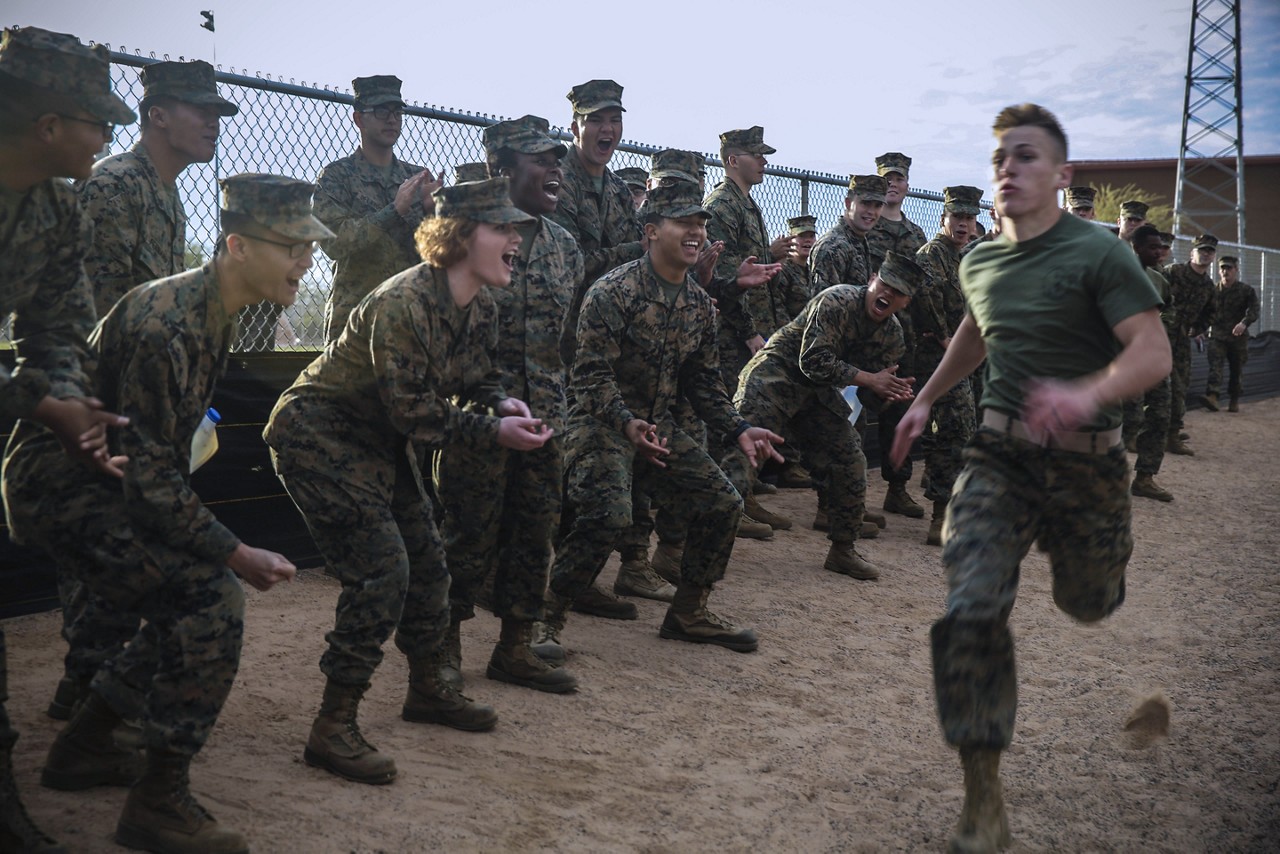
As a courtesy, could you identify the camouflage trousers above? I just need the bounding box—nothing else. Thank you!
[1134,376,1172,477]
[54,574,146,719]
[9,510,245,757]
[729,384,866,544]
[1206,337,1249,399]
[931,428,1132,749]
[1168,334,1194,432]
[551,421,743,601]
[616,402,704,557]
[273,450,450,687]
[917,368,976,503]
[435,438,562,623]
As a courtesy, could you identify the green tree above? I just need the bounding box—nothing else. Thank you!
[1088,183,1173,232]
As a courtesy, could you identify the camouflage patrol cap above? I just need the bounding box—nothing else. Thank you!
[848,174,888,202]
[1218,255,1238,267]
[644,182,711,220]
[139,60,238,116]
[720,126,776,155]
[352,75,404,108]
[482,114,567,159]
[650,148,706,185]
[615,167,649,190]
[943,185,984,215]
[432,176,535,224]
[567,79,625,115]
[0,26,135,125]
[787,215,818,236]
[1064,185,1096,208]
[220,173,334,242]
[1120,200,1149,220]
[1159,232,1174,247]
[875,152,912,178]
[1192,233,1219,250]
[454,162,490,183]
[876,251,925,298]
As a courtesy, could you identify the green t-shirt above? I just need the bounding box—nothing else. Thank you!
[960,212,1161,431]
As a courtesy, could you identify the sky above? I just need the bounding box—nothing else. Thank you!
[9,0,1280,195]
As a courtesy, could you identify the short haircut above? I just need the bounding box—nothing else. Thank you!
[992,103,1068,162]
[720,145,746,162]
[415,215,478,267]
[216,210,256,256]
[138,95,178,130]
[485,148,517,177]
[1129,224,1162,247]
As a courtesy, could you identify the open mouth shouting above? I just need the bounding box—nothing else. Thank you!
[542,178,560,205]
[868,291,895,321]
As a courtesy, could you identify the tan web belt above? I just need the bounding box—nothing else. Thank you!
[981,409,1122,455]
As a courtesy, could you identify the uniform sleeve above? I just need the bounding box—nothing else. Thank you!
[678,303,746,439]
[571,282,637,433]
[911,245,951,341]
[797,293,862,387]
[705,202,758,341]
[2,200,96,421]
[1095,241,1163,330]
[809,238,846,292]
[781,265,812,319]
[369,297,502,449]
[79,170,145,318]
[314,162,416,261]
[547,186,643,286]
[1243,286,1260,327]
[117,321,241,563]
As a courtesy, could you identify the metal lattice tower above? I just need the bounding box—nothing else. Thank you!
[1174,0,1245,243]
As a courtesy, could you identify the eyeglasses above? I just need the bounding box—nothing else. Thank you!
[360,106,404,121]
[53,113,114,136]
[242,234,317,259]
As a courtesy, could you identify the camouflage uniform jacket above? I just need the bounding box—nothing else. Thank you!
[810,217,871,291]
[5,262,242,563]
[570,256,745,440]
[1164,262,1214,337]
[490,217,582,433]
[77,142,186,318]
[961,231,997,258]
[866,212,927,271]
[1206,280,1260,340]
[549,146,644,364]
[913,235,965,370]
[752,257,812,340]
[315,148,426,341]
[704,179,770,345]
[748,284,906,417]
[265,265,506,503]
[0,179,95,421]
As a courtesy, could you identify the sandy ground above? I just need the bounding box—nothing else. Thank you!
[5,399,1279,853]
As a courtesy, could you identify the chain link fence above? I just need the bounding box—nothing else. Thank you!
[10,50,1278,348]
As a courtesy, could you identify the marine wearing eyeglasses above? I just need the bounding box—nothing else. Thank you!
[315,74,442,342]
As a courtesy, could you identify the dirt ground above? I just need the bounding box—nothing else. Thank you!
[5,399,1279,853]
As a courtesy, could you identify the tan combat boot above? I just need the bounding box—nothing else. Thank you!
[2,739,66,853]
[863,509,888,529]
[949,747,1011,854]
[571,583,639,620]
[46,674,87,721]
[440,617,464,690]
[812,507,830,532]
[116,750,247,854]
[1201,392,1219,412]
[659,584,758,652]
[735,513,774,540]
[530,593,569,664]
[304,681,396,784]
[1165,434,1195,456]
[861,521,880,539]
[1131,473,1174,502]
[823,542,881,581]
[1228,395,1239,412]
[883,483,925,518]
[776,461,813,488]
[614,555,676,602]
[650,541,684,585]
[40,691,143,791]
[927,499,948,547]
[486,619,578,694]
[743,492,793,530]
[403,658,498,733]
